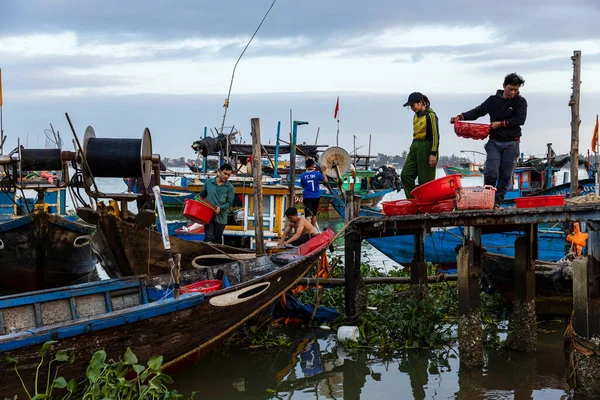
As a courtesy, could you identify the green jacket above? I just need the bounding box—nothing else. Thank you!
[412,107,440,155]
[197,177,234,225]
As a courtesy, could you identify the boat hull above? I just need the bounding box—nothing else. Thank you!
[0,231,333,397]
[443,166,482,177]
[0,211,98,292]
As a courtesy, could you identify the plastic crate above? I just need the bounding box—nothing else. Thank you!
[514,195,565,208]
[455,186,496,210]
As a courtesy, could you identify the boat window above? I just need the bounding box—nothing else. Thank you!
[521,172,530,190]
[512,173,519,190]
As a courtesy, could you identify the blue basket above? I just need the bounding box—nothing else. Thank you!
[147,286,174,302]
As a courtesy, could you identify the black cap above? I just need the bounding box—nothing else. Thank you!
[403,92,424,107]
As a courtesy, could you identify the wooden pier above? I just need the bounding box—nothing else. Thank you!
[344,203,600,396]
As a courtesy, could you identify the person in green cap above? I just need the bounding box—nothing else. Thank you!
[196,163,235,244]
[400,92,440,198]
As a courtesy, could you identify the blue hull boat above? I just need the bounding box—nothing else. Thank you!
[330,197,568,265]
[0,231,333,397]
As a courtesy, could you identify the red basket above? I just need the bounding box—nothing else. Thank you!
[417,199,455,214]
[514,195,565,208]
[183,198,217,224]
[455,186,496,210]
[181,279,223,295]
[454,121,490,140]
[410,174,462,203]
[381,199,419,216]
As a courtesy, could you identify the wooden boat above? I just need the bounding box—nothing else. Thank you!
[87,201,256,278]
[0,230,334,397]
[443,161,483,177]
[0,204,98,293]
[481,251,574,316]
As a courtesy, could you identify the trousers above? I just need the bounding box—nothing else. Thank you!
[484,139,520,204]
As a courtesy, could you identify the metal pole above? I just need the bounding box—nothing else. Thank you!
[367,134,372,170]
[202,126,207,173]
[546,143,553,188]
[274,121,281,179]
[289,121,298,207]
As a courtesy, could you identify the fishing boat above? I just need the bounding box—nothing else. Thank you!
[443,161,483,177]
[0,205,98,293]
[443,150,485,177]
[0,138,99,293]
[85,200,256,277]
[0,230,334,397]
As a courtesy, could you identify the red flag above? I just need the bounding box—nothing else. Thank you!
[593,114,599,152]
[334,96,339,120]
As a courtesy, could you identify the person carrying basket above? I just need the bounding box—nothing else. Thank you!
[450,73,527,208]
[196,163,235,244]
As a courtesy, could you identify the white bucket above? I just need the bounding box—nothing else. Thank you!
[337,326,359,342]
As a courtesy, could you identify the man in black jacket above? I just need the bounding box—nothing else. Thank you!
[450,73,527,207]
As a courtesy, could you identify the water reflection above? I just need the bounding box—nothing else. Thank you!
[171,322,577,399]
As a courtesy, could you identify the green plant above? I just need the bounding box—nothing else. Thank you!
[7,342,197,399]
[6,340,74,399]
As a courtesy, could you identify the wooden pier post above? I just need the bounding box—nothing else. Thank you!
[410,231,428,299]
[507,228,537,352]
[569,50,581,198]
[251,118,266,255]
[344,191,365,323]
[570,224,600,398]
[457,226,484,367]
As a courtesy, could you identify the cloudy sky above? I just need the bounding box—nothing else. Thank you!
[1,0,600,161]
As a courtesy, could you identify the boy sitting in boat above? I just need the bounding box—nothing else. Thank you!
[278,207,318,246]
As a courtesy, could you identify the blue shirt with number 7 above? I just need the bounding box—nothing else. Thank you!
[300,171,325,199]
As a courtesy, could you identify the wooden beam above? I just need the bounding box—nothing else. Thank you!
[573,227,600,338]
[569,50,581,198]
[251,118,265,255]
[411,231,427,285]
[296,275,457,286]
[459,227,481,315]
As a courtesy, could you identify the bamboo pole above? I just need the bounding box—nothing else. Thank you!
[569,50,582,198]
[296,275,458,287]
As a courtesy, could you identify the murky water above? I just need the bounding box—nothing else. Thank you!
[170,321,575,399]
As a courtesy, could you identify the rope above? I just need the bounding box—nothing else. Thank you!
[564,311,600,385]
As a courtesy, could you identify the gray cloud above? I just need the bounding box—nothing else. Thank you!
[2,0,599,45]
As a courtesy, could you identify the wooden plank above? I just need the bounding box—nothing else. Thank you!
[411,232,427,285]
[344,191,362,320]
[514,235,535,303]
[0,277,142,309]
[573,227,600,338]
[458,227,481,315]
[34,303,43,327]
[251,118,266,255]
[351,204,600,237]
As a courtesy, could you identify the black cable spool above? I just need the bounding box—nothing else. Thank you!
[20,149,62,171]
[82,126,152,189]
